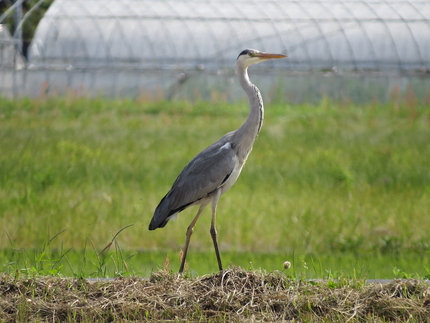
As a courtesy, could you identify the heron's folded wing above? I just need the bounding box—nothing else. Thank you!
[150,137,237,229]
[169,140,238,208]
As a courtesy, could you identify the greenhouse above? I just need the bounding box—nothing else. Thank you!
[1,0,429,102]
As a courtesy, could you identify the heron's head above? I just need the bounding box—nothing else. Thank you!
[235,49,287,71]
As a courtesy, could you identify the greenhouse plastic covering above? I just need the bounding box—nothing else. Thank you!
[28,0,430,72]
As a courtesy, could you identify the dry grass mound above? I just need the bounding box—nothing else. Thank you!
[1,268,429,322]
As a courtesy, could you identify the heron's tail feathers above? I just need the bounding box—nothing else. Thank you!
[149,191,186,230]
[149,189,196,230]
[148,197,171,230]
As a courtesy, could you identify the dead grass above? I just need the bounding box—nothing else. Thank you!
[1,268,429,322]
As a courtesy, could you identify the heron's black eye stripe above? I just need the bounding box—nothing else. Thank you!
[237,49,251,59]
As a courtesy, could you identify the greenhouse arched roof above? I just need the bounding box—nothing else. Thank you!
[27,0,430,72]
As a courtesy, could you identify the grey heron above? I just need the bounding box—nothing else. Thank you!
[149,49,287,273]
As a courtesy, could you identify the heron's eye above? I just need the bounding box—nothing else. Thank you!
[248,52,253,57]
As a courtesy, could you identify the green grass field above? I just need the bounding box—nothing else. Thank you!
[0,95,429,279]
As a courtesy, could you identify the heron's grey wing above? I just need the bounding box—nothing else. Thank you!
[174,141,237,201]
[149,137,237,230]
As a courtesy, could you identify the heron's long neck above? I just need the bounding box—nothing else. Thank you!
[233,65,264,162]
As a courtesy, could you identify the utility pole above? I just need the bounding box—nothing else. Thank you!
[14,0,23,55]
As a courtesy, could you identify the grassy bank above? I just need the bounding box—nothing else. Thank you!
[1,268,429,322]
[0,96,429,278]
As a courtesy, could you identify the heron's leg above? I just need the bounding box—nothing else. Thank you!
[210,190,223,271]
[179,205,206,273]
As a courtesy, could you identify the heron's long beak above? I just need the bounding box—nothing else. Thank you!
[256,52,287,59]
